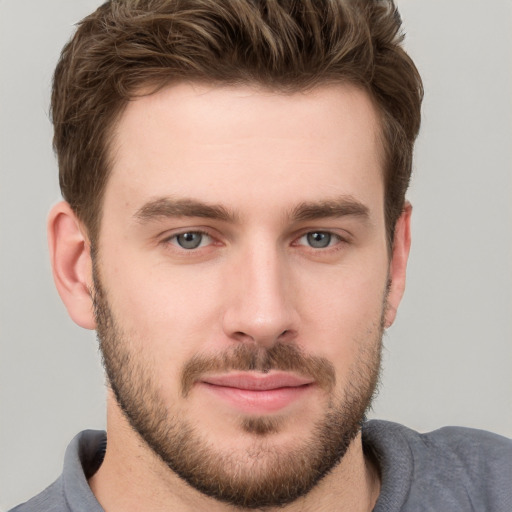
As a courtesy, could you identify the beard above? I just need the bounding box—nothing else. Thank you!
[92,268,384,509]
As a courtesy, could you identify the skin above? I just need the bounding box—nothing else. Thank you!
[48,83,411,511]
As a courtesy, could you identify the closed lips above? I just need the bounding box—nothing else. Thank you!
[200,372,315,390]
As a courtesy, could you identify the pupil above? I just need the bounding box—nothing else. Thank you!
[307,232,331,248]
[178,232,202,249]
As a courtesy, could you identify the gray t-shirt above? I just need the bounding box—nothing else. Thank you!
[9,420,512,511]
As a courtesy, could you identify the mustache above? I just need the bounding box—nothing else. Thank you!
[181,342,336,397]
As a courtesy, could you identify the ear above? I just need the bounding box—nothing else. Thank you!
[384,202,412,328]
[48,201,96,329]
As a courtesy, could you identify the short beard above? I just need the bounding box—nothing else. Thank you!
[93,266,383,509]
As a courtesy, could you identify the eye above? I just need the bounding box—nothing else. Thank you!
[299,231,339,249]
[169,231,212,250]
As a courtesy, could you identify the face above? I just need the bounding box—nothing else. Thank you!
[92,83,400,508]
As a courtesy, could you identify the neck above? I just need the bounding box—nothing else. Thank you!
[89,397,380,512]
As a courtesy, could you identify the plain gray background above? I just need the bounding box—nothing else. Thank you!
[1,1,511,510]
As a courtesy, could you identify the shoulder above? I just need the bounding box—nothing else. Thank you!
[364,419,512,466]
[420,424,512,470]
[8,430,106,512]
[8,479,66,512]
[364,420,512,512]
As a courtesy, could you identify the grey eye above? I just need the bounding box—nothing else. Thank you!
[175,232,204,249]
[306,232,332,248]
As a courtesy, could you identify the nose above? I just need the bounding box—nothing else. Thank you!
[221,243,299,348]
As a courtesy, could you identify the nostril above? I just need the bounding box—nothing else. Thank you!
[278,329,297,342]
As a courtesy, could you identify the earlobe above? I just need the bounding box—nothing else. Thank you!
[48,201,96,330]
[384,202,412,328]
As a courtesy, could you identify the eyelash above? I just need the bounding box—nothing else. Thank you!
[295,231,344,249]
[164,230,214,250]
[162,229,347,252]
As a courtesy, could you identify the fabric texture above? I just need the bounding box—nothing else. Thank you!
[9,420,512,511]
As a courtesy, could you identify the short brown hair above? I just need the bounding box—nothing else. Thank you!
[52,0,423,245]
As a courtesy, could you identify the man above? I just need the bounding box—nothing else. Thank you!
[9,1,511,511]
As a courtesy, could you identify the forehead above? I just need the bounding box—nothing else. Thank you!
[106,82,383,219]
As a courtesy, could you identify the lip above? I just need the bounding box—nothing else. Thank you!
[198,372,315,414]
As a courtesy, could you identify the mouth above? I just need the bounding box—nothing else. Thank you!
[198,372,315,414]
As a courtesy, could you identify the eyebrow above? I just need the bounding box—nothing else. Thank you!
[134,197,237,223]
[290,196,370,223]
[133,195,370,225]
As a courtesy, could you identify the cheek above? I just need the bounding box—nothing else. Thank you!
[98,232,388,375]
[294,258,388,359]
[101,253,226,350]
